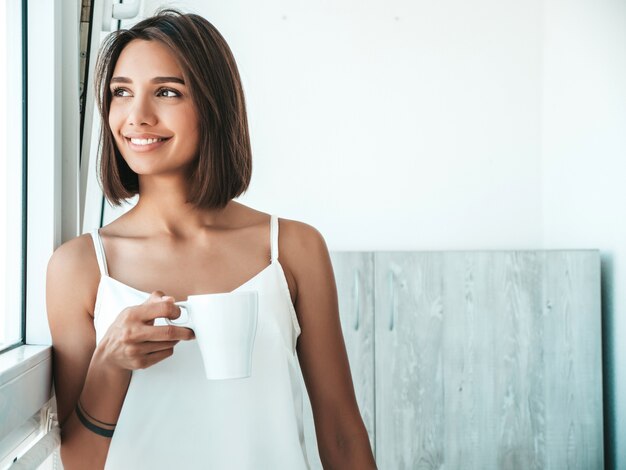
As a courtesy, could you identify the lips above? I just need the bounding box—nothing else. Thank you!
[124,136,172,152]
[129,137,167,145]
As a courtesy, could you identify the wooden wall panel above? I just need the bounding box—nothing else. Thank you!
[489,252,545,469]
[543,252,604,469]
[375,252,446,469]
[441,252,499,469]
[374,251,602,470]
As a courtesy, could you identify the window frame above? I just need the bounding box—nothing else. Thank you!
[0,0,26,356]
[18,0,27,352]
[0,0,81,460]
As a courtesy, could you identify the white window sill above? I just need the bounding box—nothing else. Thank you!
[0,345,52,444]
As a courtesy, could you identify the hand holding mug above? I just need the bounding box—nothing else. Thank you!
[98,291,195,372]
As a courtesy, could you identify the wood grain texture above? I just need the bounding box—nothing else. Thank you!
[543,252,604,469]
[490,252,545,469]
[442,252,499,469]
[374,251,603,470]
[375,252,446,470]
[299,252,376,468]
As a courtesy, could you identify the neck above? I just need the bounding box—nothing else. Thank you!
[126,174,233,237]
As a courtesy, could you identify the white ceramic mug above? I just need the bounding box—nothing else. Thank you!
[165,290,258,380]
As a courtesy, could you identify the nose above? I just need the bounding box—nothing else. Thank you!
[126,93,157,127]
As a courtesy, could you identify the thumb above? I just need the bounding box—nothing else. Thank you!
[143,290,173,304]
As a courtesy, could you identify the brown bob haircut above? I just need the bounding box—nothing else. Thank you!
[94,9,252,209]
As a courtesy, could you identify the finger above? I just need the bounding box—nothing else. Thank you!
[151,324,195,342]
[137,296,182,322]
[132,340,180,355]
[133,323,195,342]
[142,290,166,304]
[139,348,175,369]
[133,291,171,321]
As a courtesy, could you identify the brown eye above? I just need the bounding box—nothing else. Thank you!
[111,87,130,97]
[157,88,180,98]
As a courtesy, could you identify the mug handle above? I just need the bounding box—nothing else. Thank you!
[164,301,194,329]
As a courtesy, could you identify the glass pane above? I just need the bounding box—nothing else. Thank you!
[0,0,24,351]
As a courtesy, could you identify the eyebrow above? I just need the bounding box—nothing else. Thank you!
[110,76,185,85]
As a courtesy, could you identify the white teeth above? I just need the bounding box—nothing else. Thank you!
[129,137,164,145]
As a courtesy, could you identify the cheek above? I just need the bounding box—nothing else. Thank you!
[108,106,123,134]
[107,110,126,151]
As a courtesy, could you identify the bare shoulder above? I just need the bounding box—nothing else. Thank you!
[46,233,101,317]
[277,218,332,303]
[47,233,100,283]
[278,217,328,255]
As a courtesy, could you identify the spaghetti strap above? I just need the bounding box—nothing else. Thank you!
[270,215,279,263]
[90,229,109,276]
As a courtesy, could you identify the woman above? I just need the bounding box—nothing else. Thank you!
[46,9,377,470]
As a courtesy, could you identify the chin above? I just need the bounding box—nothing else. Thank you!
[126,160,192,178]
[123,158,162,175]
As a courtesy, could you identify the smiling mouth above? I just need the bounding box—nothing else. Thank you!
[124,136,172,152]
[126,137,171,146]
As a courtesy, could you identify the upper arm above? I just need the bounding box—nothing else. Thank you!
[46,235,101,425]
[281,221,364,442]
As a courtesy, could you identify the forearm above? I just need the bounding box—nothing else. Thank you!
[79,344,131,424]
[319,427,378,470]
[59,345,131,470]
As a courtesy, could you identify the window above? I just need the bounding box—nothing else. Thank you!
[0,0,25,352]
[0,0,131,462]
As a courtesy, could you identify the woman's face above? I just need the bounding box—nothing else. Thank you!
[108,39,199,177]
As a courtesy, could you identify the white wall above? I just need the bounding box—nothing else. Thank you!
[129,0,624,466]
